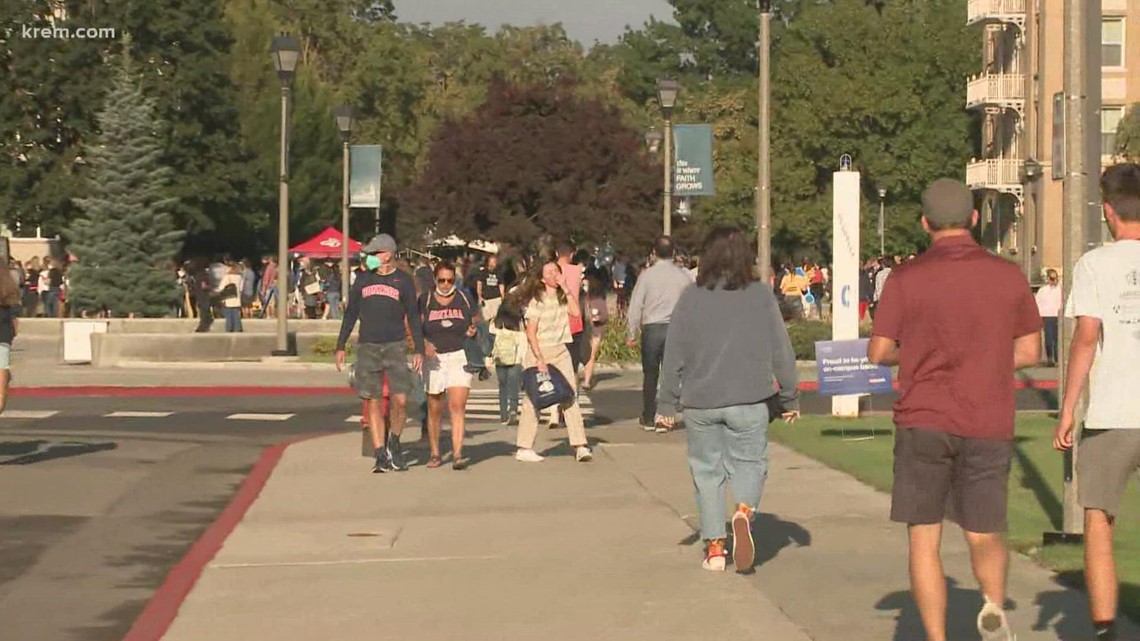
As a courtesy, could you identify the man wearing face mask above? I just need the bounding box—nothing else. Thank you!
[336,234,425,473]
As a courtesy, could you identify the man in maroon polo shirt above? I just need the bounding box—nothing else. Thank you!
[868,179,1041,641]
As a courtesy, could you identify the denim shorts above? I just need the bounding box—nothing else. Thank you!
[0,342,10,369]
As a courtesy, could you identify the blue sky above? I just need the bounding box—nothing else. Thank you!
[394,0,674,45]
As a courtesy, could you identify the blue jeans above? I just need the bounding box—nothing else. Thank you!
[223,307,243,332]
[685,402,770,541]
[325,291,341,319]
[496,364,521,421]
[42,289,60,318]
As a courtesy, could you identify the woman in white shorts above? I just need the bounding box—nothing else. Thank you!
[420,263,477,470]
[0,259,20,414]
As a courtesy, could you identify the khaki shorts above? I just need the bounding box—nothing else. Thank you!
[1078,428,1140,517]
[891,427,1013,533]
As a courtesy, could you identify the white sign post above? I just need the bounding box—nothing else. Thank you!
[832,158,862,417]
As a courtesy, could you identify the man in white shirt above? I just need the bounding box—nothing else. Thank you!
[1054,163,1140,641]
[1034,269,1062,365]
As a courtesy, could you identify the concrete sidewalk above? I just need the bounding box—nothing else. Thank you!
[158,420,1132,641]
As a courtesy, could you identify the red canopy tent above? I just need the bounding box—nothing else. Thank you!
[289,227,361,258]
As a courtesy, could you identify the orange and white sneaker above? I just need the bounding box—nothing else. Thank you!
[702,539,727,571]
[731,503,755,572]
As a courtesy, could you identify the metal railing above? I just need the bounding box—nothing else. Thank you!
[966,158,1022,190]
[967,0,1027,25]
[966,74,1026,109]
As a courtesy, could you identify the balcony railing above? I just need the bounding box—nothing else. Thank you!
[967,159,1023,193]
[966,73,1026,111]
[967,0,1026,26]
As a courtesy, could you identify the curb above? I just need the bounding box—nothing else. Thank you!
[121,432,325,641]
[11,386,355,398]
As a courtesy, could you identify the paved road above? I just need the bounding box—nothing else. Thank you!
[0,367,1058,641]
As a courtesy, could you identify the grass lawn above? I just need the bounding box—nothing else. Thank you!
[770,414,1140,622]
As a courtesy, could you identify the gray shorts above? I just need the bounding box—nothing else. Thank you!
[1078,428,1140,517]
[354,341,412,399]
[891,427,1013,533]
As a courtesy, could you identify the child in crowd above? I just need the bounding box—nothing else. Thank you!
[490,295,526,426]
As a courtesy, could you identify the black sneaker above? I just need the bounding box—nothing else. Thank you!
[372,451,394,473]
[387,436,409,472]
[478,368,492,381]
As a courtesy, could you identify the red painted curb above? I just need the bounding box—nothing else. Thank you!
[794,379,1058,392]
[11,386,354,398]
[121,432,324,641]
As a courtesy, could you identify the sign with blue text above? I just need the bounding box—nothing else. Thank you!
[672,124,716,197]
[814,339,894,397]
[349,145,383,208]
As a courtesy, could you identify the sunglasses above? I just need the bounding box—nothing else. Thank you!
[437,277,454,284]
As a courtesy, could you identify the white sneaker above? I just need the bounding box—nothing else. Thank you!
[575,446,593,462]
[977,597,1015,641]
[515,449,545,463]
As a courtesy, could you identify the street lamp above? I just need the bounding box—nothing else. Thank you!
[271,32,300,356]
[877,187,887,257]
[644,128,662,155]
[335,105,356,306]
[756,0,773,283]
[657,78,680,236]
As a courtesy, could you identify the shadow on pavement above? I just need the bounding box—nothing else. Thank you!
[677,513,812,573]
[0,440,118,465]
[875,577,1014,641]
[1036,571,1140,639]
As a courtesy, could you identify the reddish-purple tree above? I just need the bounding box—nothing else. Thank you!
[400,78,661,256]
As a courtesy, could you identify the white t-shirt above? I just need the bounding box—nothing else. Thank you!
[1064,239,1140,429]
[1035,283,1062,317]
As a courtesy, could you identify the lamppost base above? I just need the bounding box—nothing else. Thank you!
[1042,531,1084,546]
[271,348,297,357]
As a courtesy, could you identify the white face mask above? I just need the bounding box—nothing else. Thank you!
[436,285,456,297]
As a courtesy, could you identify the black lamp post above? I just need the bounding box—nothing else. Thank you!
[270,33,300,355]
[335,105,356,305]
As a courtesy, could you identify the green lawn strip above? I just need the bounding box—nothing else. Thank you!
[769,415,1140,622]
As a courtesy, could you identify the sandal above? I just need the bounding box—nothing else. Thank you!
[452,457,469,471]
[426,455,442,469]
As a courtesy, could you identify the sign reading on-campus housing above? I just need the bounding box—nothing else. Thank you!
[814,339,894,397]
[672,124,715,197]
[349,145,383,208]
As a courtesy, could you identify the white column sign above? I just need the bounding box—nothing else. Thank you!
[832,166,862,417]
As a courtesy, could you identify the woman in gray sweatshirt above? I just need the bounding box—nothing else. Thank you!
[656,226,800,573]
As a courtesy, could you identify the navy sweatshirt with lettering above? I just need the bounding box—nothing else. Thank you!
[336,269,424,353]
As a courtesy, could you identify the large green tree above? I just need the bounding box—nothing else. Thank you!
[1117,103,1140,161]
[400,78,661,255]
[68,51,184,317]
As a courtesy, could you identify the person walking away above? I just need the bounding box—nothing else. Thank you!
[1053,163,1140,641]
[657,226,800,572]
[296,257,320,319]
[240,259,256,319]
[1035,269,1062,366]
[258,256,277,319]
[625,237,692,432]
[870,257,893,319]
[514,261,592,463]
[555,244,586,375]
[778,267,807,320]
[867,179,1041,641]
[323,259,342,320]
[42,258,63,319]
[335,234,424,473]
[22,259,39,318]
[0,260,21,414]
[420,262,477,470]
[491,296,526,426]
[581,272,609,391]
[218,262,244,333]
[191,261,214,333]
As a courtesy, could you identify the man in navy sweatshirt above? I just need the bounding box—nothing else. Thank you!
[336,234,425,473]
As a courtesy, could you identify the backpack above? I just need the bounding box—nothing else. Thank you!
[491,329,522,366]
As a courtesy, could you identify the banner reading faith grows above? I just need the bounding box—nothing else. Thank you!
[672,124,716,197]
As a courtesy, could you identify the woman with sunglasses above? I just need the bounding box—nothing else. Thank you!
[420,262,478,470]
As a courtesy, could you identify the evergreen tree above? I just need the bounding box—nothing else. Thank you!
[69,48,184,317]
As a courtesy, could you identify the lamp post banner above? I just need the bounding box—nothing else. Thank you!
[672,124,716,197]
[349,145,382,208]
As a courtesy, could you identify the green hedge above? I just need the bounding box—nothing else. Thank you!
[597,311,639,364]
[786,321,871,361]
[308,336,354,356]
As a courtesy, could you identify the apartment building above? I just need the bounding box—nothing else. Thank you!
[965,0,1139,283]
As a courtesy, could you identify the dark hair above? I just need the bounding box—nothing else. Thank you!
[494,294,524,331]
[556,243,573,258]
[0,261,18,307]
[434,261,456,277]
[696,227,756,291]
[1101,163,1140,222]
[653,236,675,259]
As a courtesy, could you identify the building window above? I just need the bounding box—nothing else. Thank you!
[1102,18,1125,68]
[1102,105,1125,155]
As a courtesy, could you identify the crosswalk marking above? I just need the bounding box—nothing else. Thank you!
[2,410,60,419]
[226,413,296,421]
[105,411,174,418]
[346,415,363,423]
